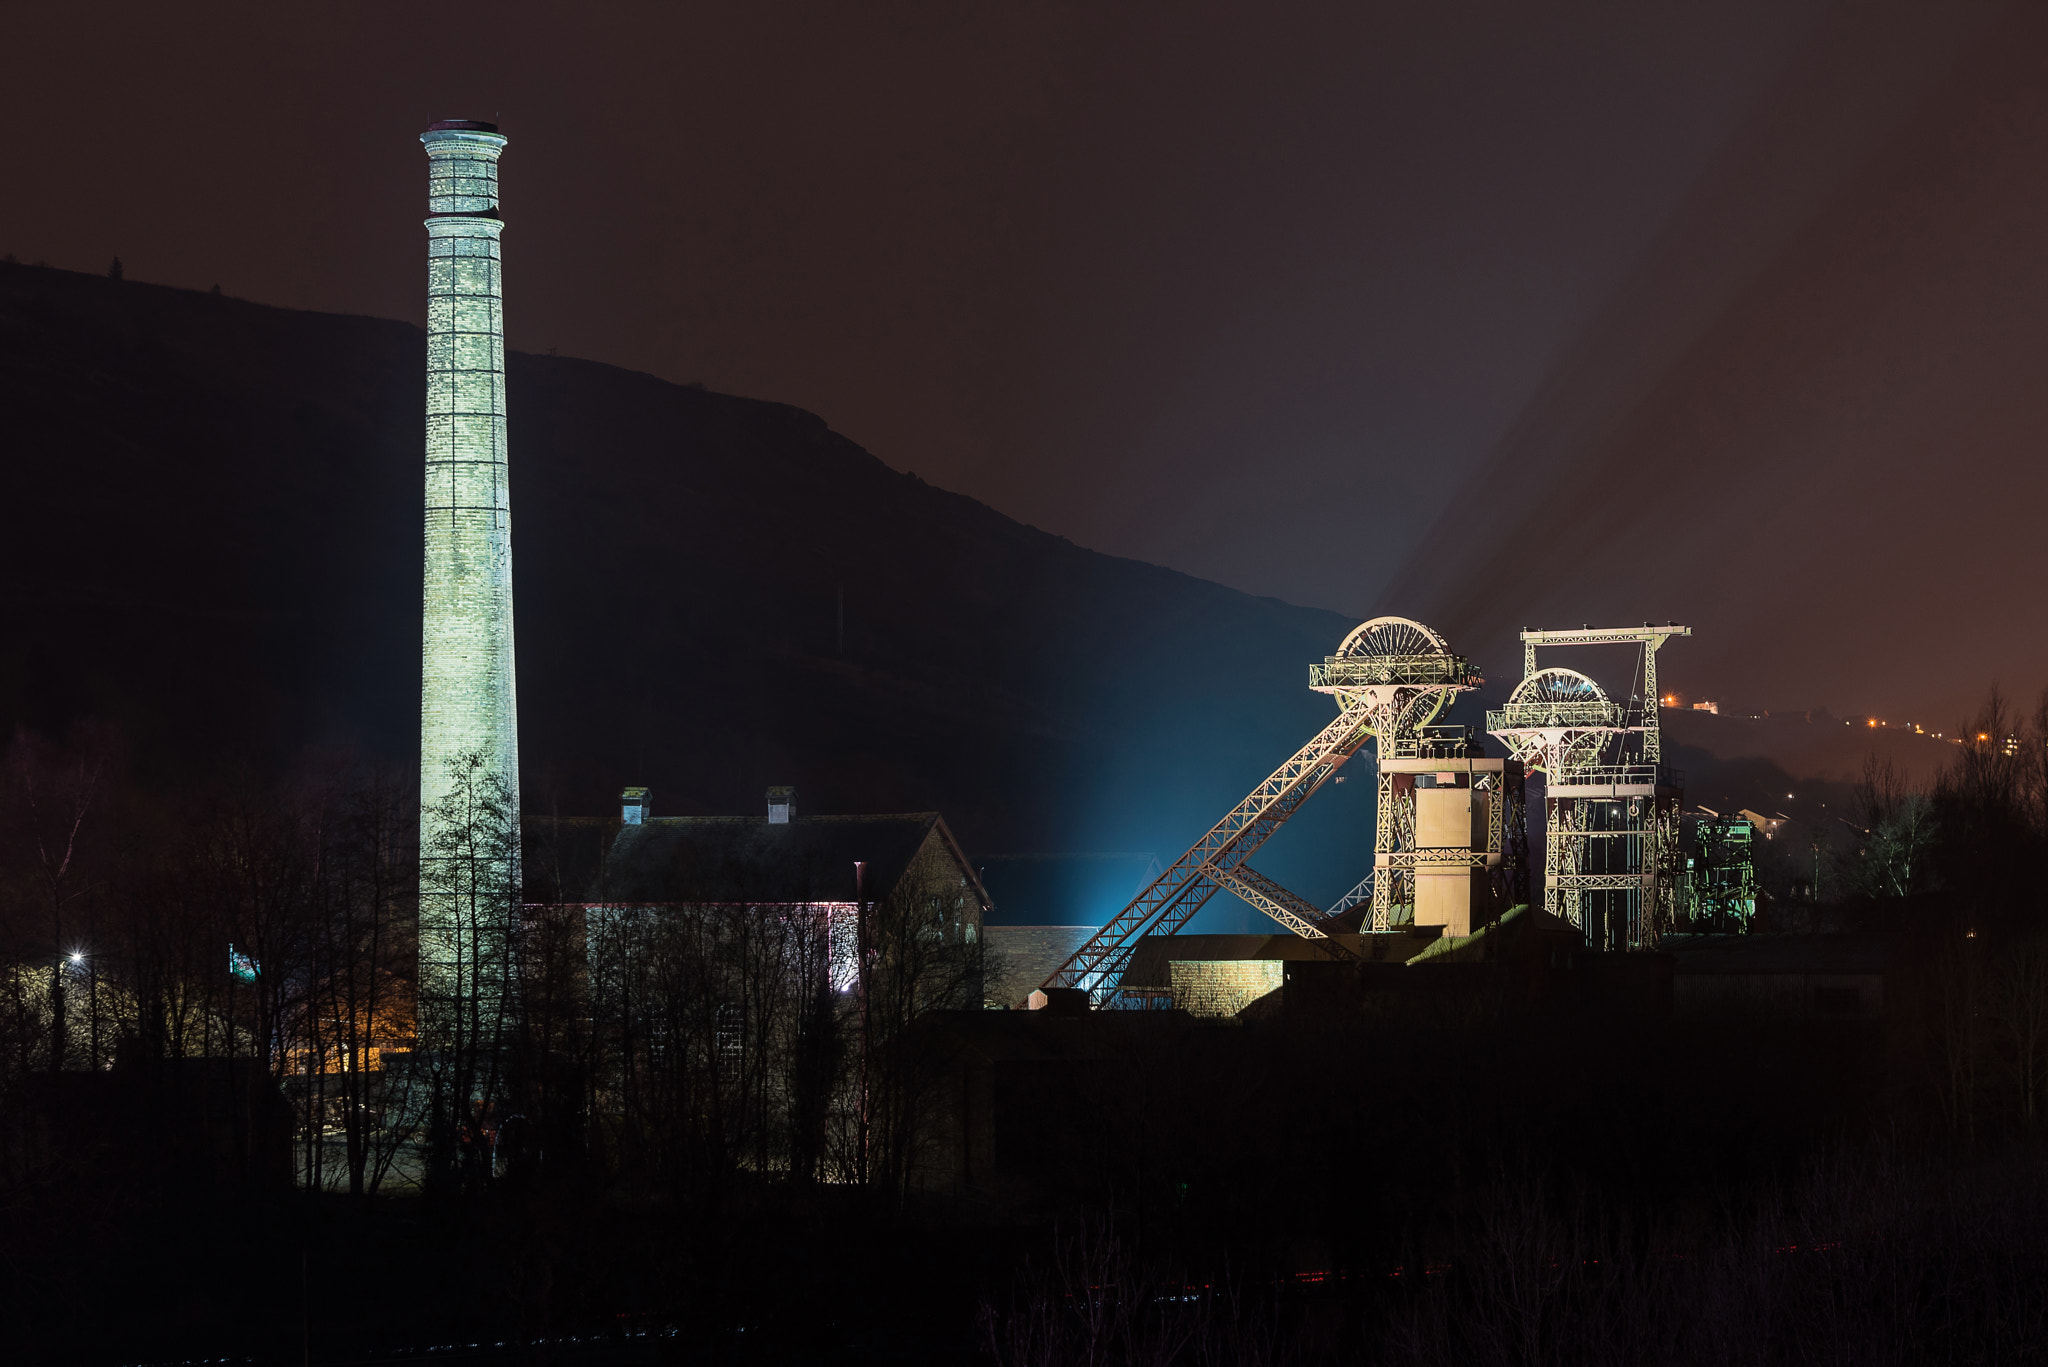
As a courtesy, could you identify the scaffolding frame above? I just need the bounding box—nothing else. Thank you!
[1488,625,1689,949]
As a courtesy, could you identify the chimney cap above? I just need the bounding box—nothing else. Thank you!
[426,118,500,133]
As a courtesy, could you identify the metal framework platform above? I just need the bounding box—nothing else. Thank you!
[1486,624,1690,949]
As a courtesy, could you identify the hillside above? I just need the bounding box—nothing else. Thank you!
[0,262,1368,921]
[0,262,1941,927]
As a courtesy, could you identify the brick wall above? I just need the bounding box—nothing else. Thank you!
[1168,960,1283,1018]
[419,124,520,1046]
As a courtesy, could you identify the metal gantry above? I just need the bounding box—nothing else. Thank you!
[1683,812,1759,930]
[1487,625,1689,949]
[1309,619,1493,932]
[1039,616,1478,1002]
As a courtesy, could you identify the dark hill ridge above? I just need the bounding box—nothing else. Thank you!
[0,262,1359,892]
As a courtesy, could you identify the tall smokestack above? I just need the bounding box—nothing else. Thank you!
[417,119,519,1048]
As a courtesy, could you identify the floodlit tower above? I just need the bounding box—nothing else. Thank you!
[1040,616,1514,1004]
[1310,618,1521,933]
[417,119,520,1044]
[1487,625,1689,949]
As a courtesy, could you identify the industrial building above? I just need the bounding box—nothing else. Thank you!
[526,785,990,991]
[1682,811,1761,930]
[1020,617,1720,1013]
[1487,625,1689,951]
[1036,617,1527,1005]
[390,121,1812,1066]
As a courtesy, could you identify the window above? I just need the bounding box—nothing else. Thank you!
[716,1003,743,1078]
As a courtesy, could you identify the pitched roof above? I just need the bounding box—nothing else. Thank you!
[567,812,990,908]
[1405,903,1581,963]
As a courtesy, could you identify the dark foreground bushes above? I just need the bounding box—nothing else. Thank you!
[980,1146,2048,1367]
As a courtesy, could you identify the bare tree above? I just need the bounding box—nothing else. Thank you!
[583,888,842,1200]
[1,727,106,1075]
[854,844,986,1205]
[1852,754,1936,901]
[297,763,417,1197]
[417,750,520,1192]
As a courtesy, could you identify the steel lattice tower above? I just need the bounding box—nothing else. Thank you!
[1308,618,1507,932]
[1038,617,1513,1004]
[1486,625,1688,949]
[417,119,520,1044]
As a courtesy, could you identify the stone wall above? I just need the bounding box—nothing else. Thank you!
[1168,959,1284,1018]
[984,926,1099,1008]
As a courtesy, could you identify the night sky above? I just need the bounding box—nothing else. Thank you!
[1,1,2029,724]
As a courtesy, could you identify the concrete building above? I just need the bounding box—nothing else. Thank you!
[417,119,520,1046]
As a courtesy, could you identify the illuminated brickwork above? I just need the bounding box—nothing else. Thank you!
[418,121,520,1040]
[1168,960,1283,1018]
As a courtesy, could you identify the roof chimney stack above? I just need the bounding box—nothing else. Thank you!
[767,786,796,824]
[621,786,650,825]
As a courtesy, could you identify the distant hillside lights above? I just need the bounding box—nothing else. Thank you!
[1851,716,1983,745]
[1675,700,1971,742]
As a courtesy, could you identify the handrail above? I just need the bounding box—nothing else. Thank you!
[1311,655,1474,689]
[1542,763,1683,788]
[1486,701,1629,731]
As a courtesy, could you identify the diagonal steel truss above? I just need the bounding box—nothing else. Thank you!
[1218,866,1362,958]
[1325,872,1373,919]
[1039,701,1376,997]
